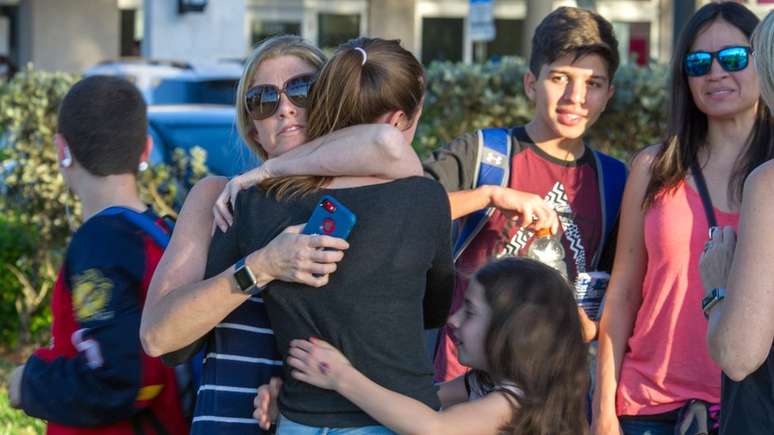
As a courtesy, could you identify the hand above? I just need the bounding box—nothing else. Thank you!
[253,224,349,288]
[213,165,272,232]
[699,226,737,296]
[253,377,283,430]
[287,338,352,391]
[591,412,623,435]
[490,187,560,234]
[8,364,24,408]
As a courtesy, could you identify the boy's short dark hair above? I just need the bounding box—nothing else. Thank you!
[529,6,620,80]
[58,75,147,176]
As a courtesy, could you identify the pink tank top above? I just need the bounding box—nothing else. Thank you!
[616,181,738,416]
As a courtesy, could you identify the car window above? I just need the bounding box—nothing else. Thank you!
[153,79,239,105]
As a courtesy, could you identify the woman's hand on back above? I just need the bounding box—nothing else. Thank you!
[253,377,283,430]
[250,224,349,288]
[286,338,353,391]
[213,165,272,232]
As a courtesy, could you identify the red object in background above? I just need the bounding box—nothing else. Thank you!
[630,37,648,66]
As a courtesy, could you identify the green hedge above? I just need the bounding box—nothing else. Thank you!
[416,57,670,161]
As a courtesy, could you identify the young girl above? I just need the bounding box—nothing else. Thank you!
[256,257,589,435]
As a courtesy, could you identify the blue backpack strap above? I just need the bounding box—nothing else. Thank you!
[453,128,512,260]
[94,207,172,249]
[591,150,628,268]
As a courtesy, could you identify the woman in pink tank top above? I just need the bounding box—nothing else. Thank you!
[592,3,774,435]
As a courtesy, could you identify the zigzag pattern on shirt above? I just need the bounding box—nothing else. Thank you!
[542,182,586,275]
[495,182,587,276]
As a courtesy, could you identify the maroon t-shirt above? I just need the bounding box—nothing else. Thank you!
[424,126,604,381]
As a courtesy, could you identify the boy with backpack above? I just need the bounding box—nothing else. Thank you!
[425,6,628,382]
[7,75,189,435]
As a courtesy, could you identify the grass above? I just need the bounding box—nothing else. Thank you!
[0,356,44,435]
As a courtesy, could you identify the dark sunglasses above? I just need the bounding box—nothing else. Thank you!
[684,46,751,77]
[245,73,315,120]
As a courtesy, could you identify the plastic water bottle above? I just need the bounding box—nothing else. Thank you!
[526,228,568,279]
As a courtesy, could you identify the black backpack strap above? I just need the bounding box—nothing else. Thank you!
[690,162,718,228]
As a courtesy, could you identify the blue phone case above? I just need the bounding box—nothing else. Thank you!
[302,195,357,240]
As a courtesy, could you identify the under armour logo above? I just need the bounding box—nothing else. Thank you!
[484,152,503,166]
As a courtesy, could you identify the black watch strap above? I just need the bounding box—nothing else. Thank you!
[233,257,262,295]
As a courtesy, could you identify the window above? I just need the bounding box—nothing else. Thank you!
[318,13,360,51]
[422,17,464,64]
[252,21,302,46]
[485,19,523,61]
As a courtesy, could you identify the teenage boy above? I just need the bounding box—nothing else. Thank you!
[211,11,627,382]
[7,76,189,435]
[424,6,627,381]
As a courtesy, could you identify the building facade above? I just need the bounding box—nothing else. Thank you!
[0,0,772,73]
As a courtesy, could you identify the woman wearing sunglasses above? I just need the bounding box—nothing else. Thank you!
[139,35,425,435]
[593,3,773,435]
[698,10,774,435]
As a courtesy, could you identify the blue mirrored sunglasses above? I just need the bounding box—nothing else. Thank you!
[684,46,751,77]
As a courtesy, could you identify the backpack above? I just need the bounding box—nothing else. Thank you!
[452,128,628,267]
[93,207,202,421]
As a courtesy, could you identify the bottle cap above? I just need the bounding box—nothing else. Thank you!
[535,227,552,238]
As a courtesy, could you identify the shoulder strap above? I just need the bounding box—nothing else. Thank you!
[591,150,628,268]
[690,162,718,228]
[453,128,512,260]
[94,207,172,249]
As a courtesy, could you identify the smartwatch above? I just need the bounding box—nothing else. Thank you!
[701,287,726,319]
[233,257,263,295]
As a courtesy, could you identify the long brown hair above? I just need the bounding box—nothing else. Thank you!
[643,2,773,209]
[261,37,425,199]
[473,257,589,435]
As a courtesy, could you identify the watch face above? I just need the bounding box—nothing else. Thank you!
[234,266,256,291]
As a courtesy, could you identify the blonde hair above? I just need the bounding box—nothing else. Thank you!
[262,37,425,199]
[235,35,326,160]
[753,11,774,110]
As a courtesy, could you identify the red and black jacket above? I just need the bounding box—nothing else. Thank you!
[20,210,189,435]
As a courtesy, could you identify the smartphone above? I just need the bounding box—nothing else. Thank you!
[302,195,357,240]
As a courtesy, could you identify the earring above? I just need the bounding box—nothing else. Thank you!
[138,161,149,172]
[60,147,72,168]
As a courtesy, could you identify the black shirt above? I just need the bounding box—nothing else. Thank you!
[720,350,774,434]
[206,176,454,428]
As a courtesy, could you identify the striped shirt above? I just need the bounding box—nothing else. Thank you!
[190,295,282,435]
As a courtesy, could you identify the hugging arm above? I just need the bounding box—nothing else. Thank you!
[214,124,421,229]
[140,177,349,360]
[285,339,512,435]
[140,176,250,359]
